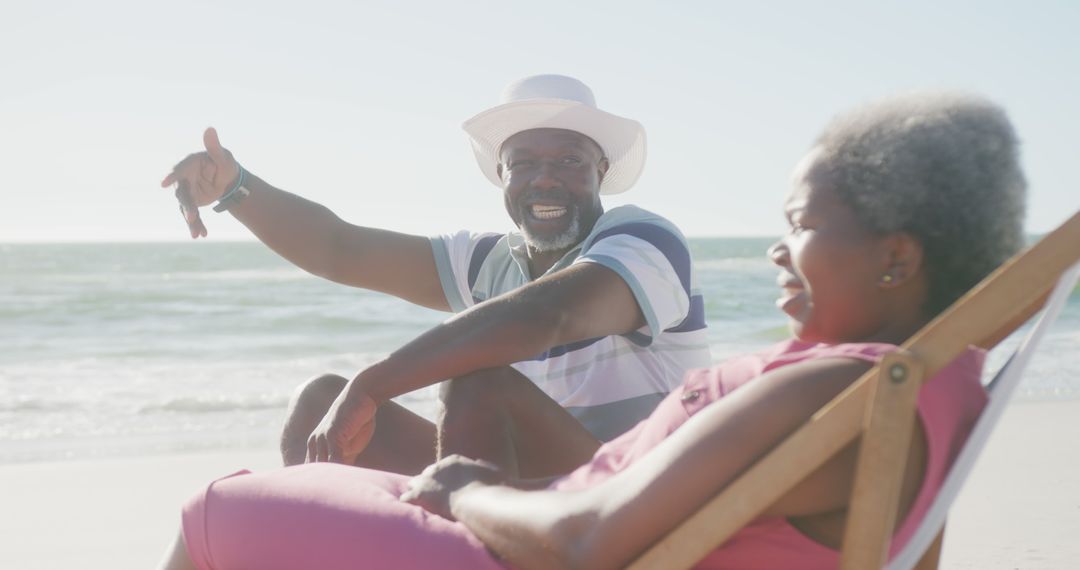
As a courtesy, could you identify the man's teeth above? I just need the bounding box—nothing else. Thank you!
[531,205,567,219]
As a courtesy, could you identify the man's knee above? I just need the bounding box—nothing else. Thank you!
[280,373,348,465]
[438,366,541,447]
[440,367,527,414]
[291,373,348,404]
[437,367,597,478]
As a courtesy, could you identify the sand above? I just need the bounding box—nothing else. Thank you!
[939,400,1080,569]
[1,400,1077,569]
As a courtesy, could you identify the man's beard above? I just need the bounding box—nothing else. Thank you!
[521,208,582,253]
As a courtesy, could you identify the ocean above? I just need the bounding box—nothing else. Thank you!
[1,240,1077,464]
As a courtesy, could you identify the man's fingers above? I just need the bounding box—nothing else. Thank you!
[178,203,205,239]
[170,153,203,176]
[174,181,208,239]
[175,183,197,221]
[193,215,207,239]
[161,172,177,188]
[203,127,230,167]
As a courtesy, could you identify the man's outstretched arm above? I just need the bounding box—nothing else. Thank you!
[163,128,449,310]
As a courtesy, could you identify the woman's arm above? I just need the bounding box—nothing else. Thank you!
[448,357,878,570]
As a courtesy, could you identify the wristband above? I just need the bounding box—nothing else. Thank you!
[213,166,251,213]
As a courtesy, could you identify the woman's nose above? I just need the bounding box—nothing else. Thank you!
[767,239,789,266]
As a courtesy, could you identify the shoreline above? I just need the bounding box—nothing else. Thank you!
[1,400,1076,569]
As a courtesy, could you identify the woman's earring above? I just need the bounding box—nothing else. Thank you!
[880,274,894,284]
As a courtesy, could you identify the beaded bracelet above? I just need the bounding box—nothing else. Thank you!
[213,166,250,213]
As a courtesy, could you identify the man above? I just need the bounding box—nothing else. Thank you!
[163,74,710,479]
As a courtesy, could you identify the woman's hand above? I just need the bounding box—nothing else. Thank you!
[400,455,507,520]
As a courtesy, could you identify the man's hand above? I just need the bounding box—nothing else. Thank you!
[306,385,378,465]
[160,127,240,239]
[400,455,507,520]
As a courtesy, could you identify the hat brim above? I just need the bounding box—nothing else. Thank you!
[462,99,646,196]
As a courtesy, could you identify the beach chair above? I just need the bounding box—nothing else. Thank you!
[628,209,1080,570]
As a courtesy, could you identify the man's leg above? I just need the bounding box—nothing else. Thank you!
[280,374,436,475]
[439,367,602,479]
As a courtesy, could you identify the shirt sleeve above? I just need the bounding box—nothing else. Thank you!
[429,230,502,313]
[573,222,693,346]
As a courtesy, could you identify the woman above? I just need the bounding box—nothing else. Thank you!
[160,93,1026,569]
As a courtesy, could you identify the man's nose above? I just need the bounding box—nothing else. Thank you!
[530,162,561,190]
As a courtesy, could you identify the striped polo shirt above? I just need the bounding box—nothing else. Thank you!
[430,205,711,441]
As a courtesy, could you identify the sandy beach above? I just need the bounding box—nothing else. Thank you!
[1,400,1076,569]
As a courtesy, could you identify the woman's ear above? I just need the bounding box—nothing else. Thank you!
[878,232,923,288]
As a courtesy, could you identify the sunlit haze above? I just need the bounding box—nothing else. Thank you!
[2,1,1077,242]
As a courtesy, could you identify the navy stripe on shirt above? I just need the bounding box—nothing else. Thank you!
[665,294,707,333]
[530,335,607,362]
[529,293,705,361]
[468,234,503,290]
[589,223,692,297]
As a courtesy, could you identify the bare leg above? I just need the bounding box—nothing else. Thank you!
[439,366,601,479]
[280,373,436,475]
[157,531,197,570]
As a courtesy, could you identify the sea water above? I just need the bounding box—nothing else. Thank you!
[1,240,1077,464]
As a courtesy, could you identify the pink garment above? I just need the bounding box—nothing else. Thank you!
[182,340,985,569]
[182,465,504,570]
[550,340,987,569]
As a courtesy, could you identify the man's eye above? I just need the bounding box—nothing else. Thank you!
[509,160,534,170]
[561,156,582,165]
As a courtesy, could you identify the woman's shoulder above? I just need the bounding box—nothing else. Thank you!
[760,339,899,369]
[697,340,893,396]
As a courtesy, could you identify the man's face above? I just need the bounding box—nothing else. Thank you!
[498,128,608,253]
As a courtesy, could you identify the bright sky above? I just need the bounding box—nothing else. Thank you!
[1,1,1077,242]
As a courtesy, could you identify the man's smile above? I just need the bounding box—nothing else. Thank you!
[529,204,569,220]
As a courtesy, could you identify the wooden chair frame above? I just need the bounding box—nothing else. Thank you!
[629,210,1080,570]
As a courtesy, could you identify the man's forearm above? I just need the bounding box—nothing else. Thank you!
[352,262,643,402]
[354,291,565,402]
[219,171,448,308]
[226,172,350,281]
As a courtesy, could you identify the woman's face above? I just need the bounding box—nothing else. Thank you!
[768,150,893,343]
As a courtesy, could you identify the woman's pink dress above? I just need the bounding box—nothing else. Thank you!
[182,340,986,569]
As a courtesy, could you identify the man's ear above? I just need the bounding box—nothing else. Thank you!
[496,162,504,182]
[878,232,924,288]
[597,157,610,182]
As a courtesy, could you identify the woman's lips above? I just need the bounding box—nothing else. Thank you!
[775,273,806,313]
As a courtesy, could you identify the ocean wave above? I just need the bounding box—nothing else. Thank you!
[155,269,313,282]
[694,258,774,270]
[138,395,291,414]
[12,267,312,285]
[0,397,80,413]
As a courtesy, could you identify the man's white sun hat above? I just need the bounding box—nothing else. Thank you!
[463,74,646,196]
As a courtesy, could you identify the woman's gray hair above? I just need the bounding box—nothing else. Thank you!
[814,92,1027,315]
